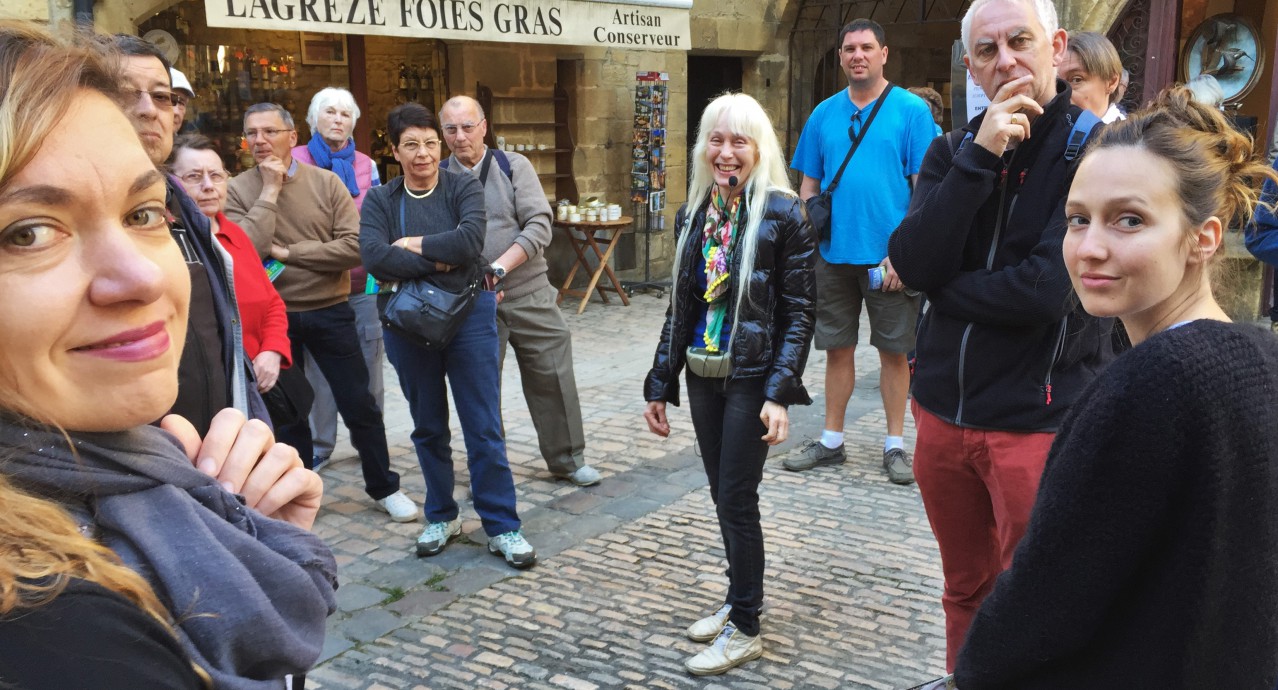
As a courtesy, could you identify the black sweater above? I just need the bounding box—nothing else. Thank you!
[360,169,488,293]
[889,81,1113,431]
[0,579,203,688]
[956,320,1278,689]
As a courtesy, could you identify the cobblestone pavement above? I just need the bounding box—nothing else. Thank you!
[306,290,946,690]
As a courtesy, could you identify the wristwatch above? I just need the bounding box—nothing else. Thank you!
[490,262,507,279]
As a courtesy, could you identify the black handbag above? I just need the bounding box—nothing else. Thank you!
[379,276,480,350]
[377,189,480,351]
[262,363,314,428]
[805,83,894,242]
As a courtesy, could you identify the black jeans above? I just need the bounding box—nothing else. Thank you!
[279,302,399,500]
[686,371,769,636]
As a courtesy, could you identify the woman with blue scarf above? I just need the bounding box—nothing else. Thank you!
[291,87,385,469]
[643,93,816,676]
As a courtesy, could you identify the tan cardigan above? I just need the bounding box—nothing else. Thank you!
[225,162,362,312]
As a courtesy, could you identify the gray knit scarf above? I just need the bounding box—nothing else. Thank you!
[0,419,338,690]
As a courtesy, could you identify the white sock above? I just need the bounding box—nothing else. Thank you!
[885,436,904,452]
[821,430,844,449]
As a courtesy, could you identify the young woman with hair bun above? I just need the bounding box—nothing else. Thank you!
[953,85,1278,688]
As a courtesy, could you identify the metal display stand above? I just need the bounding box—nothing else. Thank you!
[624,70,671,298]
[625,202,670,297]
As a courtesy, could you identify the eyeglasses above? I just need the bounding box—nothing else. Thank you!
[243,128,294,140]
[398,139,441,154]
[441,120,484,135]
[129,88,177,110]
[178,169,229,186]
[172,93,188,108]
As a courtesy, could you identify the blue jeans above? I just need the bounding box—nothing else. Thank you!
[278,302,399,500]
[685,372,769,637]
[384,291,521,537]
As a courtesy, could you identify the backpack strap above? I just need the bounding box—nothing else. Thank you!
[1063,107,1102,161]
[948,107,1101,162]
[437,150,513,180]
[491,149,514,181]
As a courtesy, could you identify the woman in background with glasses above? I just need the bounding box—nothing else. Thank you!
[360,102,538,570]
[170,134,294,408]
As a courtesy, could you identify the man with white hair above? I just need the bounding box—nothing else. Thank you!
[887,0,1114,668]
[291,87,383,469]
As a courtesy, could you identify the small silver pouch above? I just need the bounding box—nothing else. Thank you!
[685,347,733,378]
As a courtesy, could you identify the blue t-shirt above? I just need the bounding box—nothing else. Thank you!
[791,86,936,264]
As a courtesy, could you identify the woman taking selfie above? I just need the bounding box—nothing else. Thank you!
[0,23,335,688]
[643,92,816,676]
[954,87,1278,688]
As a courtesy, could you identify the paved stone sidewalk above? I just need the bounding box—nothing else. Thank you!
[306,292,946,689]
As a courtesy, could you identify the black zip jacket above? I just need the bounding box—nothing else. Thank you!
[888,81,1114,431]
[644,190,817,407]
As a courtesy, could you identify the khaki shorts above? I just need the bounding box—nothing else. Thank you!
[814,254,919,353]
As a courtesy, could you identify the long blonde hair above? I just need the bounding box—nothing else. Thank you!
[0,22,204,682]
[673,93,795,349]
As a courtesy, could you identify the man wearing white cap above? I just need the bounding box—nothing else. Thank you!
[170,67,195,132]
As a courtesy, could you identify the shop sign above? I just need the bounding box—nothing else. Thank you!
[204,0,691,51]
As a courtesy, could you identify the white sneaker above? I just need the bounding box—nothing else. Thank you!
[415,518,462,556]
[686,603,732,642]
[557,465,602,486]
[684,623,763,676]
[487,531,537,569]
[375,491,418,523]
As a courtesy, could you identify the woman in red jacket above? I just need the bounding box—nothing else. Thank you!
[170,133,292,393]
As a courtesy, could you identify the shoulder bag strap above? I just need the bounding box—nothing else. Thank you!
[477,148,495,186]
[826,83,894,195]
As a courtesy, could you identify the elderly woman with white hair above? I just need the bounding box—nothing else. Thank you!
[643,92,816,676]
[292,86,384,469]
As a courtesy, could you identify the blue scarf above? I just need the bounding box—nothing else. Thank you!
[307,136,361,197]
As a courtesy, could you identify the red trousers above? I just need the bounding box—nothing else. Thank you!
[911,401,1054,670]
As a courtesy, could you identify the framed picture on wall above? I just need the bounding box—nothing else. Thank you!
[300,33,347,66]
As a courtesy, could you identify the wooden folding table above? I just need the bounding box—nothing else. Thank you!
[554,216,633,314]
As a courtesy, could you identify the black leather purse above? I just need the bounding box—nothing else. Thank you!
[379,276,480,350]
[377,188,480,351]
[262,363,314,428]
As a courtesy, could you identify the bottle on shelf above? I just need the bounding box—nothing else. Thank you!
[397,63,409,91]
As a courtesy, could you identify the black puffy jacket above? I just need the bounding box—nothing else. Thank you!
[644,190,817,407]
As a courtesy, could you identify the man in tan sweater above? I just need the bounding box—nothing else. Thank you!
[226,103,417,523]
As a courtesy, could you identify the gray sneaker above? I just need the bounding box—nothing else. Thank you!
[783,439,846,471]
[883,448,915,485]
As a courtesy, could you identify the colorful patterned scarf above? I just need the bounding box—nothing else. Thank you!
[701,190,742,352]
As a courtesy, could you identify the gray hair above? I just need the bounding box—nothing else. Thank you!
[244,102,294,129]
[438,95,486,123]
[305,87,360,134]
[1186,74,1224,109]
[960,0,1059,55]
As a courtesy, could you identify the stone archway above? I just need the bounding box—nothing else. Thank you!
[784,0,968,154]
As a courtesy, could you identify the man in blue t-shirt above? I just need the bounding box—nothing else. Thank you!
[787,18,935,484]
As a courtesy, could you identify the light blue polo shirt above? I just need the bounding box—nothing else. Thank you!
[791,86,935,265]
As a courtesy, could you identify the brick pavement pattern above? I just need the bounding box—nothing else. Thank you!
[306,292,946,689]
